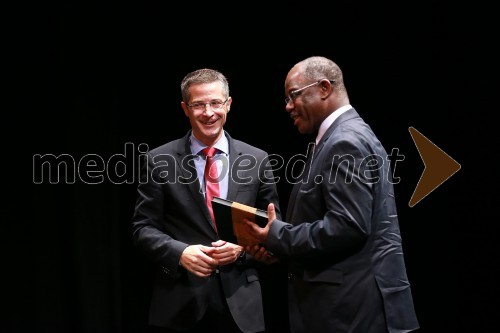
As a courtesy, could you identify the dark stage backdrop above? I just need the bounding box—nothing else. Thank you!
[13,1,497,332]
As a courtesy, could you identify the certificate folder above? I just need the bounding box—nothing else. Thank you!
[211,197,268,246]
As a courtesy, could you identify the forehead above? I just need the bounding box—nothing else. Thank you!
[285,67,306,91]
[188,81,225,98]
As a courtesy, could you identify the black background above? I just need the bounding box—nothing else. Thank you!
[10,1,498,332]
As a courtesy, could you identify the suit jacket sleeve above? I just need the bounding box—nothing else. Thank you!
[266,136,375,261]
[130,151,189,275]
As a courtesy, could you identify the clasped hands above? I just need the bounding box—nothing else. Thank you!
[180,203,278,277]
[180,240,243,277]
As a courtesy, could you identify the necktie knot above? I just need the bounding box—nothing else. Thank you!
[202,146,217,159]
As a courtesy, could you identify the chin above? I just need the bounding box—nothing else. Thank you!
[297,126,309,134]
[203,128,223,140]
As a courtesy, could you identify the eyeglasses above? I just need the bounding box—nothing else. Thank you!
[187,98,229,112]
[285,80,335,105]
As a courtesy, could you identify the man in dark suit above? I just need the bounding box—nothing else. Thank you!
[246,56,419,333]
[131,68,281,333]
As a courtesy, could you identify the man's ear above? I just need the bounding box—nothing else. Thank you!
[320,80,334,99]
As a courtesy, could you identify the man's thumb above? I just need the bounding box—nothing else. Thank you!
[267,203,276,222]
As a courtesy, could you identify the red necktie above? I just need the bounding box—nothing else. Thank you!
[202,146,220,229]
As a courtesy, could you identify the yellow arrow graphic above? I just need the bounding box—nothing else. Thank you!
[408,127,461,207]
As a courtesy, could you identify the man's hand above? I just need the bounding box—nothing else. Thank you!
[243,203,277,244]
[245,244,279,264]
[209,240,244,266]
[180,245,219,277]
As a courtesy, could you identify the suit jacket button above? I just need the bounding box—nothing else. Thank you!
[288,272,294,280]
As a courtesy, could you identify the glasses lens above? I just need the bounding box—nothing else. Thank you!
[285,92,297,105]
[191,103,204,111]
[210,101,223,110]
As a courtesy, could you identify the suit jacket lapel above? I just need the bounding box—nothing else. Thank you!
[175,131,216,232]
[286,108,359,222]
[225,132,240,201]
[313,108,359,159]
[286,182,300,222]
[286,142,316,222]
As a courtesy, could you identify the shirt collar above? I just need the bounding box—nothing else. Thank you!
[316,104,352,145]
[190,132,229,156]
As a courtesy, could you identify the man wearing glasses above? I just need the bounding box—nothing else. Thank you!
[245,56,419,333]
[131,68,281,333]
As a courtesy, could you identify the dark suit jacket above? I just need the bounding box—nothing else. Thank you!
[266,109,419,333]
[131,130,281,332]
